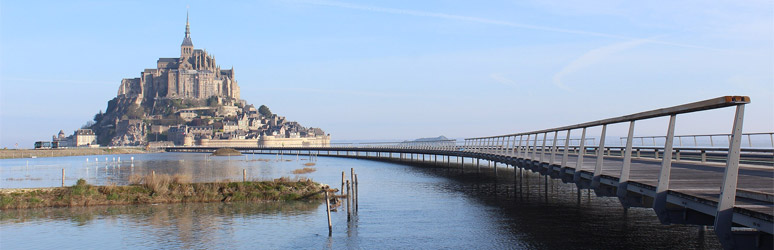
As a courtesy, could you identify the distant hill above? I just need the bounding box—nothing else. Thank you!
[404,136,451,142]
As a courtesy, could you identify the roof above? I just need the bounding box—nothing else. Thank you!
[158,58,178,63]
[181,37,193,47]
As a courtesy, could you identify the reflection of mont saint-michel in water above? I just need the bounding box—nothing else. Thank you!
[51,12,329,148]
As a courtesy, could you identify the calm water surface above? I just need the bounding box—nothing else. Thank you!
[0,153,721,249]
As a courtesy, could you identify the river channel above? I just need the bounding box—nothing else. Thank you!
[0,152,721,249]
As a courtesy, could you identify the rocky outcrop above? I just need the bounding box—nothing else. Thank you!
[110,120,146,146]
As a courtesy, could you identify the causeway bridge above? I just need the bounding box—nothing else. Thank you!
[166,96,773,249]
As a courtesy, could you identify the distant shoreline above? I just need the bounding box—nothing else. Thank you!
[0,148,160,159]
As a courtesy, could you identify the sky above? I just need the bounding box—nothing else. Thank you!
[1,0,772,148]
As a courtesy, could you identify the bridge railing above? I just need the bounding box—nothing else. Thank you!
[511,144,773,166]
[621,132,774,148]
[463,96,752,243]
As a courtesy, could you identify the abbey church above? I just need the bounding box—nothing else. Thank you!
[76,13,329,147]
[116,13,240,104]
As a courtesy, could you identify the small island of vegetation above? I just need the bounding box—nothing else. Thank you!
[0,174,328,209]
[212,148,242,156]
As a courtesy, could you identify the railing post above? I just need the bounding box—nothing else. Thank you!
[653,114,677,223]
[524,134,531,159]
[504,136,511,154]
[550,131,558,165]
[532,134,539,160]
[714,104,745,248]
[562,130,571,168]
[484,138,489,151]
[500,137,506,154]
[572,127,587,183]
[506,136,513,155]
[516,135,523,156]
[540,132,548,162]
[617,121,636,198]
[591,124,607,188]
[747,134,752,147]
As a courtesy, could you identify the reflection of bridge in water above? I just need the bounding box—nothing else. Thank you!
[166,96,773,249]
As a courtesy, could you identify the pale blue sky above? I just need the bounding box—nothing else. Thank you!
[1,0,772,148]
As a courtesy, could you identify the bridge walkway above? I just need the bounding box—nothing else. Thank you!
[469,149,774,220]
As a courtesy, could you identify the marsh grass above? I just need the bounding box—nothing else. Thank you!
[292,167,317,174]
[0,175,324,209]
[211,148,241,156]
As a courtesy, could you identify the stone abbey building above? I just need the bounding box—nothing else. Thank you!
[116,13,240,105]
[72,13,329,147]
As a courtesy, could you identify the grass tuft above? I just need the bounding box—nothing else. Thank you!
[292,167,317,174]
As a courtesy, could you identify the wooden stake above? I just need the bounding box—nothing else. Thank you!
[355,174,359,211]
[350,168,355,207]
[325,190,332,236]
[346,180,351,222]
[243,169,246,182]
[341,171,346,196]
[61,168,65,187]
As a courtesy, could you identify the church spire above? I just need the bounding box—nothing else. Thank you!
[185,11,190,38]
[181,10,193,57]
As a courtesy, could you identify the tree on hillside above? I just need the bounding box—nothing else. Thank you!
[126,104,145,119]
[207,96,220,107]
[258,105,272,117]
[93,110,104,123]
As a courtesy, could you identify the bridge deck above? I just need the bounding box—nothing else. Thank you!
[479,150,774,217]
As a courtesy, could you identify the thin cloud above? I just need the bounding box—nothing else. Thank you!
[553,39,650,91]
[294,0,712,50]
[489,73,518,87]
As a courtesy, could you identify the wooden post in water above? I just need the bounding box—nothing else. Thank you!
[355,174,359,211]
[61,168,65,187]
[350,168,356,211]
[243,169,246,182]
[341,171,346,195]
[324,190,332,236]
[346,180,351,222]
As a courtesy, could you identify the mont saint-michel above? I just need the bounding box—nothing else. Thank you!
[47,14,329,148]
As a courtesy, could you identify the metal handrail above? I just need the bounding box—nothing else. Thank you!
[620,132,774,148]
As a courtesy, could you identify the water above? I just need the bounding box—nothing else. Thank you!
[0,153,721,249]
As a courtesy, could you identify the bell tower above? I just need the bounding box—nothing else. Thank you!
[180,11,193,58]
